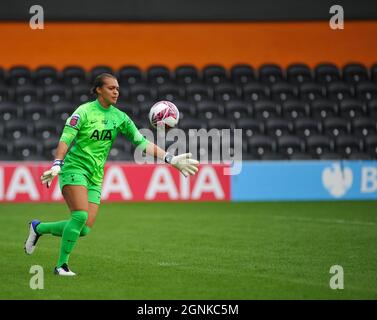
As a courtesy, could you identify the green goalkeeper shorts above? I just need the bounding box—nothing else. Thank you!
[59,172,102,205]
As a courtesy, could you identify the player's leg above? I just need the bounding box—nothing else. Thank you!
[55,184,88,276]
[81,185,102,235]
[24,183,100,255]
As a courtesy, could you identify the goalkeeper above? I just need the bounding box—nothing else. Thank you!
[24,73,199,276]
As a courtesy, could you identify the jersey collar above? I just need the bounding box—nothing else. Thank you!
[95,99,112,112]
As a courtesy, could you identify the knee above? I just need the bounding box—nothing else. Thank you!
[80,225,91,237]
[71,210,88,224]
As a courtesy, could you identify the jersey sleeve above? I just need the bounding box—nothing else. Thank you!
[119,113,148,151]
[59,105,87,146]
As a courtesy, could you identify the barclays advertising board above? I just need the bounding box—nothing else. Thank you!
[231,161,377,201]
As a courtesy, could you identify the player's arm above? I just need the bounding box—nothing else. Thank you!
[120,115,199,177]
[145,142,199,177]
[41,111,82,188]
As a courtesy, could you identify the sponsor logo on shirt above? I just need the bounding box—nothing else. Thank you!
[90,129,113,141]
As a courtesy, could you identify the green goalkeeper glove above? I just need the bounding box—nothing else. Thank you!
[164,153,199,177]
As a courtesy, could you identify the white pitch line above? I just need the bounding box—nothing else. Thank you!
[271,215,377,227]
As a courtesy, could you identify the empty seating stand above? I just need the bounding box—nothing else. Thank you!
[0,62,376,161]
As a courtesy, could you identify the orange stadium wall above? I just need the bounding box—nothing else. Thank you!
[0,21,376,70]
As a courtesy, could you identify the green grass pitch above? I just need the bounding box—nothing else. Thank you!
[0,201,376,299]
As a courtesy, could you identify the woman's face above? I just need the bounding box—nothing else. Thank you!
[97,77,119,105]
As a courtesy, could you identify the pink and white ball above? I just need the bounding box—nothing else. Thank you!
[149,101,179,129]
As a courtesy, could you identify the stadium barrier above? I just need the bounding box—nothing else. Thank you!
[0,162,230,202]
[232,160,377,201]
[0,161,376,202]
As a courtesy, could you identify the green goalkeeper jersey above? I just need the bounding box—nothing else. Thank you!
[59,99,147,185]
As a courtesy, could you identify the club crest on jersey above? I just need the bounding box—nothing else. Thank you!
[69,114,80,127]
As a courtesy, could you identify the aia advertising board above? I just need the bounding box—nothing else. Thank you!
[0,162,230,202]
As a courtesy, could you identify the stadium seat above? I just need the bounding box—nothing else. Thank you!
[327,81,354,101]
[147,65,171,85]
[310,99,338,119]
[15,85,39,104]
[246,134,277,157]
[265,118,293,137]
[157,83,183,101]
[364,134,377,158]
[23,102,50,121]
[299,82,325,102]
[4,119,31,140]
[230,64,255,84]
[0,84,12,103]
[0,102,21,121]
[185,83,212,102]
[253,100,280,119]
[202,65,228,85]
[281,99,309,120]
[62,66,87,86]
[352,117,377,137]
[213,83,240,102]
[323,117,350,137]
[355,81,377,101]
[34,66,58,86]
[343,63,369,84]
[71,84,91,104]
[236,118,264,137]
[129,84,156,103]
[314,63,341,84]
[306,134,334,157]
[242,82,269,102]
[52,101,75,122]
[259,64,284,84]
[294,118,322,137]
[12,137,43,160]
[33,119,60,139]
[338,99,366,119]
[368,100,377,118]
[43,84,69,104]
[196,100,223,120]
[277,135,305,157]
[118,66,143,85]
[270,82,298,102]
[224,100,251,120]
[0,140,10,158]
[335,135,364,157]
[8,66,32,86]
[179,117,207,131]
[174,65,199,85]
[372,64,377,83]
[286,63,312,84]
[207,118,233,130]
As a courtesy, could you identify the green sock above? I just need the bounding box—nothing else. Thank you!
[57,210,88,268]
[37,221,91,237]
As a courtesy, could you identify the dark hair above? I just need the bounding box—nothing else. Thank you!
[91,73,117,95]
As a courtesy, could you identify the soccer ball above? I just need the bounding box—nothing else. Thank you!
[148,101,179,129]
